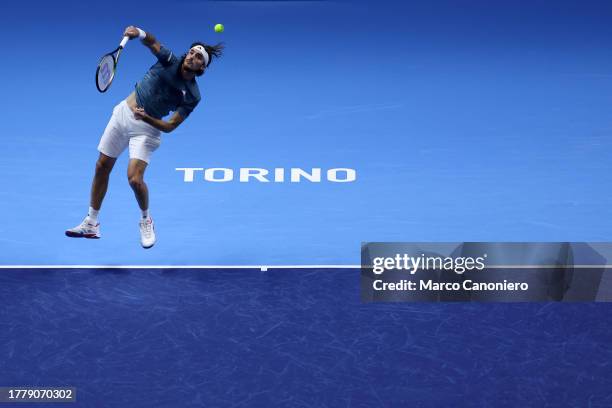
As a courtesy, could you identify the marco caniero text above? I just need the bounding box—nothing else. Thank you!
[373,279,529,292]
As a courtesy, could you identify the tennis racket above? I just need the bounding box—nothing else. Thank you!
[95,36,129,93]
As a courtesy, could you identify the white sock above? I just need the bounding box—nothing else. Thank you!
[87,207,99,224]
[141,209,150,219]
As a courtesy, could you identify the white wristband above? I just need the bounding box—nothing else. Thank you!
[137,28,146,40]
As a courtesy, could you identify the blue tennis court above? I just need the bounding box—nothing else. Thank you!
[1,0,612,264]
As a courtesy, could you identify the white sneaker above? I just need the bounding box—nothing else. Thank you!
[139,217,156,249]
[65,217,100,239]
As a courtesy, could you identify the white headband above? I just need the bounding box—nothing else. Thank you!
[190,45,209,67]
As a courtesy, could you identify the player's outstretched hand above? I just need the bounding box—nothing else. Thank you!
[123,26,140,39]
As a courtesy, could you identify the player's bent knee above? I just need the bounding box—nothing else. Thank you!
[95,159,114,174]
[128,175,145,189]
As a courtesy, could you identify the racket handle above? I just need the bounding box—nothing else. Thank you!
[119,36,129,49]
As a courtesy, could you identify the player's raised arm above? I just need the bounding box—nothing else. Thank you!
[123,26,161,54]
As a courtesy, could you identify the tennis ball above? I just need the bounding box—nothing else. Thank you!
[214,24,224,33]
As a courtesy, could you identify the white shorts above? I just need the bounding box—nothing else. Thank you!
[97,100,162,164]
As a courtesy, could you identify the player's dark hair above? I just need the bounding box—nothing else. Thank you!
[180,41,225,76]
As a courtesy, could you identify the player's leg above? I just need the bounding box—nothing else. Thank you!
[65,154,117,239]
[66,103,128,239]
[127,158,149,212]
[91,153,117,212]
[123,104,162,248]
[65,154,117,238]
[128,158,155,249]
[127,132,161,249]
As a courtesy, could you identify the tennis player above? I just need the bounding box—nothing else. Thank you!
[66,26,223,248]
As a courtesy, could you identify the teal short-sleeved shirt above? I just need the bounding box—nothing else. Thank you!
[134,45,201,120]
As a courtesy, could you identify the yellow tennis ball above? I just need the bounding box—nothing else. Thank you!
[214,24,224,33]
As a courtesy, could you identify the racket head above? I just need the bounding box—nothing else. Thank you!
[95,53,117,93]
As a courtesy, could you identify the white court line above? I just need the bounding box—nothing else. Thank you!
[0,265,361,271]
[0,265,611,270]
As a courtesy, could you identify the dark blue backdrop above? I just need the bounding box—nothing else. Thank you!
[1,268,611,407]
